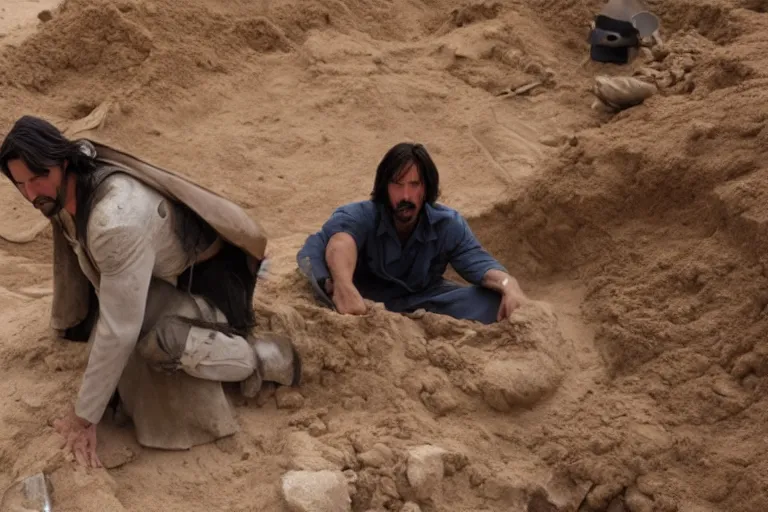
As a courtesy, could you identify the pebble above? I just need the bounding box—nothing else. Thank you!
[688,120,716,140]
[406,445,447,500]
[424,388,459,416]
[524,61,544,76]
[276,388,305,410]
[308,420,328,437]
[380,476,399,498]
[625,486,654,512]
[680,54,695,72]
[358,443,394,468]
[652,45,670,62]
[670,66,686,83]
[539,134,566,147]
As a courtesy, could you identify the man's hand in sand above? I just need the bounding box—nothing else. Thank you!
[497,285,529,322]
[53,407,102,468]
[326,278,368,315]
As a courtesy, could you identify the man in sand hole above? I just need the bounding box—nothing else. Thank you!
[0,116,301,467]
[298,142,528,324]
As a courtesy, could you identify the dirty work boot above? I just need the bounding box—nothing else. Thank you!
[141,316,257,381]
[140,317,301,397]
[240,332,302,398]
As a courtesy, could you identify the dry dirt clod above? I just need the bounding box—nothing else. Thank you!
[401,502,421,512]
[276,387,305,409]
[406,445,446,500]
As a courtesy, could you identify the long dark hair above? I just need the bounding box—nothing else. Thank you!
[0,115,96,179]
[0,115,99,235]
[370,142,440,206]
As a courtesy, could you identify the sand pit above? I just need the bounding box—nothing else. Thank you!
[2,0,768,510]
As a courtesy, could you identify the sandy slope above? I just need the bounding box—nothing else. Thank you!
[1,0,768,511]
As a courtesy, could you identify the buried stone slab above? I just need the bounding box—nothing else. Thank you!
[281,470,352,512]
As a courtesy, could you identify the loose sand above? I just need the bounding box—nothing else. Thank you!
[1,0,767,511]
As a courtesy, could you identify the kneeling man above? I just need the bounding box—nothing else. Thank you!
[297,142,528,324]
[0,116,301,466]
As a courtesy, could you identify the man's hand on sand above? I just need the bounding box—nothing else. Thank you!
[328,279,368,315]
[53,407,102,468]
[497,287,529,322]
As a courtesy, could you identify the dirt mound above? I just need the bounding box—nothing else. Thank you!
[0,0,451,100]
[1,0,152,94]
[465,2,768,509]
[248,298,574,510]
[3,0,768,511]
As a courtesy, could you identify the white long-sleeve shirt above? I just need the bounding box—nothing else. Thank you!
[58,173,198,424]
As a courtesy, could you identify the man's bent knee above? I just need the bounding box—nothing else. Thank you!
[137,316,303,389]
[138,315,256,381]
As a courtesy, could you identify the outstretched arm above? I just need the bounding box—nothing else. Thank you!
[447,214,528,320]
[296,203,376,314]
[325,232,367,314]
[54,200,157,468]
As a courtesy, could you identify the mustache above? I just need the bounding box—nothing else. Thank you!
[32,196,56,208]
[395,201,416,212]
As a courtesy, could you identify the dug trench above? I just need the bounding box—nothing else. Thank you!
[470,87,768,512]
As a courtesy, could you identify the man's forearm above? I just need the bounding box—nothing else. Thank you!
[297,233,332,281]
[325,232,358,286]
[482,269,524,296]
[76,245,155,424]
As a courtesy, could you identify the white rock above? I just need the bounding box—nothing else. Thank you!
[281,470,351,512]
[401,502,422,512]
[406,445,447,500]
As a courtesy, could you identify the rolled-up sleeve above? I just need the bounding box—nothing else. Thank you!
[445,213,506,286]
[75,220,156,424]
[296,202,376,281]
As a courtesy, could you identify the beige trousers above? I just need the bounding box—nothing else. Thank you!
[136,278,257,381]
[115,278,255,450]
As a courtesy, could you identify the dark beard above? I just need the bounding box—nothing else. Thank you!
[392,200,417,223]
[33,171,70,218]
[32,195,63,218]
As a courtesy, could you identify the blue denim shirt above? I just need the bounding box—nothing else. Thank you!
[296,200,506,304]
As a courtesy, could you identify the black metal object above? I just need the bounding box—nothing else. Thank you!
[588,15,640,64]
